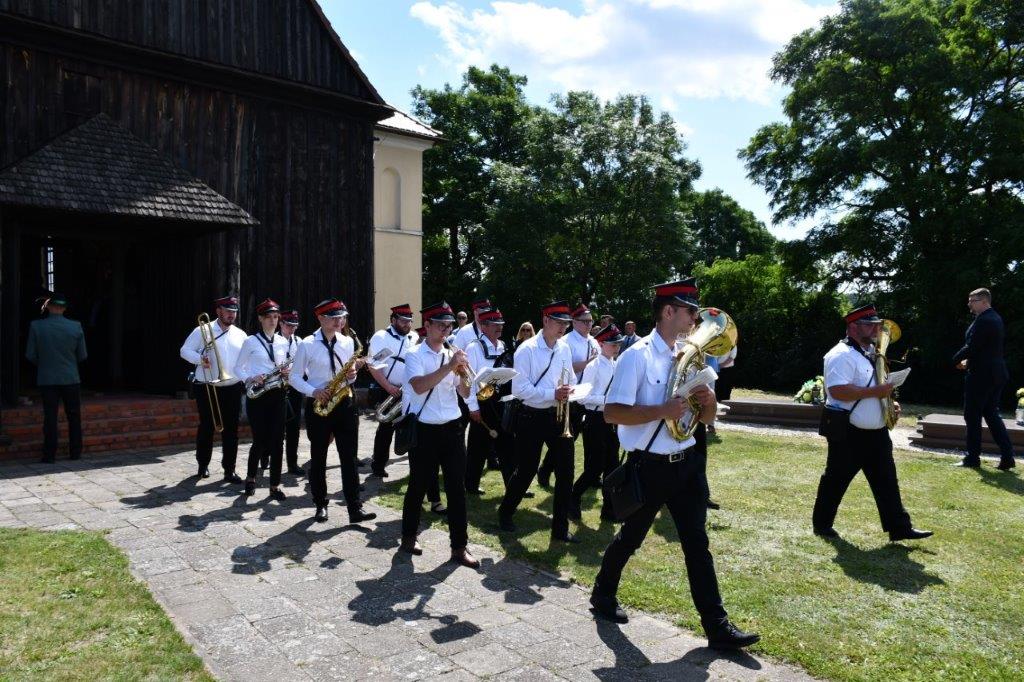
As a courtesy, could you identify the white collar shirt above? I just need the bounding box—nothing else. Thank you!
[565,329,599,381]
[465,334,505,411]
[580,354,616,411]
[511,334,576,409]
[234,332,290,381]
[453,321,482,350]
[404,340,462,424]
[280,333,300,360]
[179,322,247,386]
[368,325,418,387]
[605,331,696,454]
[824,339,884,430]
[288,329,354,397]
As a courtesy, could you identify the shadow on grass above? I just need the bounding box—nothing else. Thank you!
[973,466,1024,496]
[824,537,944,593]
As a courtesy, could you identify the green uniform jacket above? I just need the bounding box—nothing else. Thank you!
[25,315,88,386]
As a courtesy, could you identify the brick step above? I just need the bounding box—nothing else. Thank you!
[1,425,253,459]
[4,399,195,426]
[4,412,201,439]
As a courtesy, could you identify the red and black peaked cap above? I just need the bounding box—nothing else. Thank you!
[653,278,699,308]
[314,298,347,318]
[542,300,572,321]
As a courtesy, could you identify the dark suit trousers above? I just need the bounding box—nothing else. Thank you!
[964,371,1015,459]
[593,448,728,626]
[465,398,514,491]
[41,384,82,459]
[571,410,619,511]
[402,421,468,548]
[284,387,304,469]
[371,416,395,474]
[195,383,243,472]
[812,425,912,533]
[305,399,360,510]
[245,391,286,486]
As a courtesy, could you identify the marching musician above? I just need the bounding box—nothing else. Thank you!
[367,304,419,478]
[465,308,513,494]
[569,324,623,522]
[288,298,376,524]
[399,302,479,568]
[234,299,289,500]
[179,295,247,481]
[812,304,932,542]
[279,309,306,477]
[589,279,759,651]
[453,297,492,350]
[498,300,579,543]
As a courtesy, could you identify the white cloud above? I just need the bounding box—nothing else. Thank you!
[410,0,837,105]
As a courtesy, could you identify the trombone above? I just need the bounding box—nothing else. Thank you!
[197,312,233,432]
[555,368,573,438]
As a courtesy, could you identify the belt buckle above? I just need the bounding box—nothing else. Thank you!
[668,451,684,463]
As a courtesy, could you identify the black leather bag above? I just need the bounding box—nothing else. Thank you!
[818,406,851,440]
[603,455,644,521]
[393,412,419,456]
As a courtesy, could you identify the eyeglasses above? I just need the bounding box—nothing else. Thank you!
[855,320,882,326]
[576,319,594,325]
[431,322,453,331]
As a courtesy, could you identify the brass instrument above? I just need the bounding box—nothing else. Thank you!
[374,390,404,423]
[664,307,738,440]
[555,368,573,438]
[443,341,473,391]
[245,359,293,400]
[875,319,902,430]
[197,312,233,432]
[313,342,364,417]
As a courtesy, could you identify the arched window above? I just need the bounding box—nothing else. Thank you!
[380,167,401,229]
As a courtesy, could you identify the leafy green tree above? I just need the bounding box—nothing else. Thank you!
[687,189,776,266]
[742,0,1024,402]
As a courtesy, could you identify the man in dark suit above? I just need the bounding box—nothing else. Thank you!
[953,288,1016,470]
[26,293,88,463]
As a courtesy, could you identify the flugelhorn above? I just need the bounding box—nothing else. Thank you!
[555,368,573,438]
[197,312,233,432]
[443,340,473,391]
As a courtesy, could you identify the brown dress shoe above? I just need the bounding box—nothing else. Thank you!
[451,547,480,569]
[399,537,423,555]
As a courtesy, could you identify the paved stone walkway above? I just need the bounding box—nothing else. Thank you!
[0,417,814,681]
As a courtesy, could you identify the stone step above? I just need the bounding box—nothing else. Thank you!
[911,413,1023,454]
[4,412,199,439]
[720,399,822,428]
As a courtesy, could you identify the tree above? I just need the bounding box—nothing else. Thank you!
[687,189,776,266]
[742,0,1024,403]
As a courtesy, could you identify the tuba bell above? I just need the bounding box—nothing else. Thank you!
[664,307,738,440]
[374,390,405,423]
[875,319,902,430]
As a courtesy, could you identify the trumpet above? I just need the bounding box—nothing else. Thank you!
[245,359,293,400]
[555,368,573,438]
[197,312,233,432]
[443,341,473,391]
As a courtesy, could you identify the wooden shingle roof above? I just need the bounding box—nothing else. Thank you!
[0,114,256,226]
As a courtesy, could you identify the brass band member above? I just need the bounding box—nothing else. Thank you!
[234,299,290,499]
[288,298,376,524]
[499,300,579,543]
[399,302,479,568]
[179,295,247,481]
[812,304,932,542]
[279,309,306,477]
[367,304,419,478]
[465,308,513,493]
[569,324,623,522]
[590,279,759,651]
[453,297,492,350]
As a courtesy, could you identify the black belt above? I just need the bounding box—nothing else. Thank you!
[521,405,556,415]
[630,446,694,464]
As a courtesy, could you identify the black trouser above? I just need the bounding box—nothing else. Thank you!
[500,406,575,537]
[716,366,734,401]
[593,448,728,627]
[812,425,912,533]
[305,398,361,511]
[571,410,619,512]
[195,382,243,473]
[245,390,286,486]
[964,371,1015,460]
[402,421,468,548]
[465,398,514,491]
[284,387,303,470]
[40,384,82,460]
[538,403,583,480]
[371,415,395,475]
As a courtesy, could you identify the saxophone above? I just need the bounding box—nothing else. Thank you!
[313,343,364,417]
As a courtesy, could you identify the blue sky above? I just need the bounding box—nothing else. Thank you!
[323,0,838,239]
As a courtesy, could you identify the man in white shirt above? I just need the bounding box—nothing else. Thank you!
[569,324,623,522]
[399,302,479,568]
[452,297,492,350]
[179,295,248,482]
[288,298,376,525]
[812,304,932,542]
[279,309,305,477]
[366,304,419,478]
[465,308,511,494]
[590,279,759,652]
[498,300,579,542]
[233,298,290,500]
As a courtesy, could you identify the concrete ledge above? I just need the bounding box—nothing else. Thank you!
[910,413,1023,454]
[721,399,822,428]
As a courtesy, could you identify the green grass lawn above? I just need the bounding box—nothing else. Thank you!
[0,528,212,681]
[730,386,960,428]
[379,431,1024,681]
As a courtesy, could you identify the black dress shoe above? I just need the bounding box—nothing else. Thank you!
[957,457,982,468]
[269,488,286,502]
[466,488,485,495]
[706,621,761,650]
[552,531,580,544]
[706,499,721,510]
[430,501,448,516]
[399,537,423,555]
[314,505,328,522]
[568,503,582,522]
[523,490,536,499]
[889,527,933,542]
[243,480,256,496]
[224,471,243,484]
[349,507,377,523]
[537,472,551,489]
[997,457,1016,471]
[498,516,517,532]
[589,594,628,623]
[287,466,306,477]
[813,526,840,538]
[196,467,210,479]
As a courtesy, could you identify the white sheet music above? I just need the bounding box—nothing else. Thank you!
[671,366,719,398]
[473,367,518,386]
[567,383,593,403]
[369,347,393,370]
[886,367,911,389]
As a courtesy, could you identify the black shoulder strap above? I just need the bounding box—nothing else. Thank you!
[407,351,447,417]
[533,348,557,387]
[384,335,406,381]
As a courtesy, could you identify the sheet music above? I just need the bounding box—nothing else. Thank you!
[567,382,593,403]
[369,347,393,370]
[671,366,719,398]
[474,367,518,386]
[886,367,911,389]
